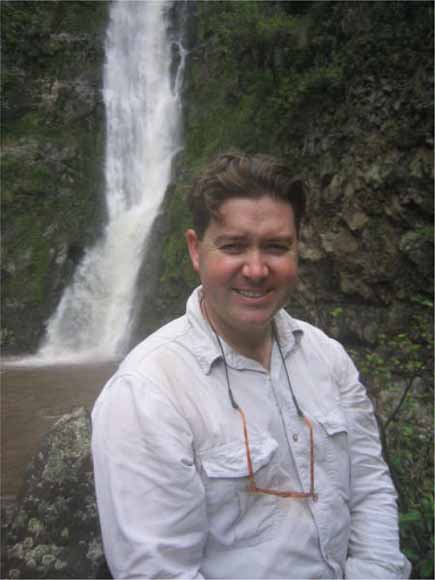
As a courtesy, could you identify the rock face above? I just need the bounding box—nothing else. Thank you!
[153,1,434,353]
[2,1,433,359]
[1,2,108,354]
[3,408,111,580]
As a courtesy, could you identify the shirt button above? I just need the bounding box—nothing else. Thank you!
[312,493,319,502]
[292,433,298,442]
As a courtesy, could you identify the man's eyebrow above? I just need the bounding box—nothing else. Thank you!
[213,234,295,245]
[266,236,295,244]
[213,235,247,244]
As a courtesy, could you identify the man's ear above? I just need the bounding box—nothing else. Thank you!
[185,229,200,273]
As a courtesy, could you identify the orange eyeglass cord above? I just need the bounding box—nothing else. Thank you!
[238,406,315,498]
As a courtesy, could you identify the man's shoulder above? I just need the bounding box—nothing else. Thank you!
[284,312,345,355]
[120,314,192,372]
[92,315,199,416]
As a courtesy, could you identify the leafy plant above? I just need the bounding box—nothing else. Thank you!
[400,495,434,579]
[349,305,434,579]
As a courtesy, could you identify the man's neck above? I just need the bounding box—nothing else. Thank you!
[200,299,273,370]
[235,336,273,370]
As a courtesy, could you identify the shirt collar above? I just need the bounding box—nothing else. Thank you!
[186,286,304,375]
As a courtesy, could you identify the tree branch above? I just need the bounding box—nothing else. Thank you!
[384,375,418,430]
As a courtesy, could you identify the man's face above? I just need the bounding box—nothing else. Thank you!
[186,195,299,347]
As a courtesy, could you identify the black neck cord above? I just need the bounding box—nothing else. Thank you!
[213,328,240,411]
[273,322,304,418]
[201,298,303,418]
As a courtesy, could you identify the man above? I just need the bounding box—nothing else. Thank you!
[92,152,411,579]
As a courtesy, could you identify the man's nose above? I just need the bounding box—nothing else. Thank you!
[242,250,269,280]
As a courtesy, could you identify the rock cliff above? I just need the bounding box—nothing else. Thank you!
[150,1,434,354]
[2,1,433,359]
[2,1,108,353]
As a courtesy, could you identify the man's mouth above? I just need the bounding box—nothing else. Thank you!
[234,289,269,298]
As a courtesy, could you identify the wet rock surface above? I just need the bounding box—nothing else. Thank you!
[3,408,111,579]
[2,2,108,354]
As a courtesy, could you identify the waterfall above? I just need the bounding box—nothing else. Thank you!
[39,0,186,362]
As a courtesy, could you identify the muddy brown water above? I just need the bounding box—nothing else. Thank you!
[1,359,119,498]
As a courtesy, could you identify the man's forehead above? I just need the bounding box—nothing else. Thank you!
[205,208,296,244]
[212,196,294,224]
[215,194,292,214]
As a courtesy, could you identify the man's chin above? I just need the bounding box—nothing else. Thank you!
[233,312,275,331]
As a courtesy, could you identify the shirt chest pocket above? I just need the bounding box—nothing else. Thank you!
[199,436,284,548]
[316,407,351,500]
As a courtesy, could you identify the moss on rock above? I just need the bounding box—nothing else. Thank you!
[1,1,108,354]
[4,408,110,579]
[157,0,434,348]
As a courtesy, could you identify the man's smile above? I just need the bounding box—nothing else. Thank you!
[233,288,270,299]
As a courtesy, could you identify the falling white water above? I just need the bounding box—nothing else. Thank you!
[38,0,186,362]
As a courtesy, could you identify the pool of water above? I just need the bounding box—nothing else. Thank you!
[1,359,118,497]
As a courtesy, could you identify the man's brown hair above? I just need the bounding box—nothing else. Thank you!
[187,151,306,239]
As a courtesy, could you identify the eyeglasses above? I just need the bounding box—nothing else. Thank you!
[202,299,316,500]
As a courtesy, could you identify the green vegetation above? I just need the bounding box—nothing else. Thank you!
[160,0,433,316]
[348,305,434,579]
[1,0,107,352]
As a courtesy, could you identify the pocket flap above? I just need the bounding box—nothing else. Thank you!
[318,407,348,436]
[200,436,278,478]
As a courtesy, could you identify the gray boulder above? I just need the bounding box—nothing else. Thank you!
[3,407,111,579]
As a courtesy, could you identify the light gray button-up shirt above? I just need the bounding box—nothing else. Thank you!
[91,287,411,579]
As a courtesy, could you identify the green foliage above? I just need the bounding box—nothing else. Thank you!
[185,1,307,164]
[329,306,344,319]
[414,226,435,242]
[400,495,434,579]
[2,210,51,306]
[185,0,433,173]
[349,306,434,579]
[1,0,107,351]
[157,180,197,318]
[271,63,344,117]
[2,152,51,203]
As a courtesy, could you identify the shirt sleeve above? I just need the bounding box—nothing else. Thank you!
[91,372,207,579]
[332,342,412,580]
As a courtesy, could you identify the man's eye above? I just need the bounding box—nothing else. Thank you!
[220,243,244,254]
[266,244,291,254]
